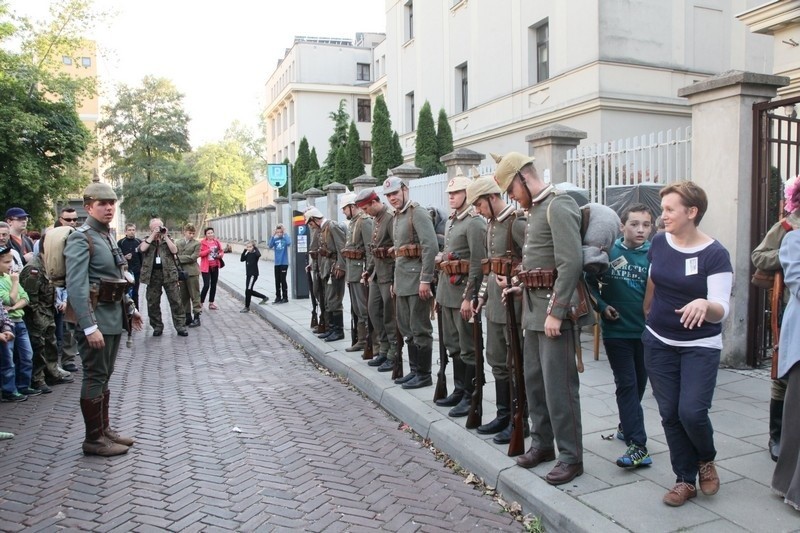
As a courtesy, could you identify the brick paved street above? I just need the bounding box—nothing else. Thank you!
[0,292,522,532]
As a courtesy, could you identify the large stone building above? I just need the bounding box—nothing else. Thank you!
[382,0,774,158]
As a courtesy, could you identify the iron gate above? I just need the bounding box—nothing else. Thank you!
[749,95,800,368]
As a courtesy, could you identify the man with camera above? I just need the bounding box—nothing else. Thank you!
[139,218,188,337]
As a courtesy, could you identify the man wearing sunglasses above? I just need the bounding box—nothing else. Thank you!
[4,208,34,266]
[57,208,79,228]
[53,208,81,374]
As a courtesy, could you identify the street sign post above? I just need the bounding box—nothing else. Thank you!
[267,164,288,188]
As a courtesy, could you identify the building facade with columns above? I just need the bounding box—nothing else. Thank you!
[383,0,773,160]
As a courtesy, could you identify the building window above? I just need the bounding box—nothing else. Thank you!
[529,21,549,84]
[81,57,91,67]
[456,63,468,113]
[357,63,371,82]
[361,141,372,165]
[406,91,415,132]
[62,56,72,65]
[289,101,295,125]
[405,1,414,41]
[357,99,372,122]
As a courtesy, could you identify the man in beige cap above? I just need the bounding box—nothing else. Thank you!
[356,188,397,372]
[305,206,326,334]
[304,207,347,342]
[340,192,373,354]
[64,182,143,456]
[384,176,438,388]
[466,174,529,445]
[434,171,486,418]
[498,152,593,485]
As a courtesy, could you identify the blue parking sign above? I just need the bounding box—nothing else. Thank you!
[267,164,288,188]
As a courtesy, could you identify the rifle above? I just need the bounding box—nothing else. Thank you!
[317,269,328,334]
[307,266,318,328]
[771,270,784,380]
[433,302,448,402]
[392,291,404,380]
[362,280,374,360]
[466,291,484,429]
[349,283,358,346]
[506,263,527,457]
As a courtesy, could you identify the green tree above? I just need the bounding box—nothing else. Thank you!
[342,121,365,185]
[294,136,311,190]
[414,101,439,176]
[185,140,254,229]
[99,76,191,187]
[370,94,393,180]
[0,0,99,225]
[334,146,347,185]
[390,131,404,169]
[436,108,453,170]
[117,161,203,227]
[281,157,292,197]
[301,146,323,191]
[324,99,350,168]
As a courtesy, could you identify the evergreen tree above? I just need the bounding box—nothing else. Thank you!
[343,122,365,185]
[334,146,347,185]
[436,108,453,173]
[294,137,311,186]
[390,132,404,170]
[300,147,322,191]
[414,101,440,176]
[370,94,393,179]
[281,157,292,197]
[324,99,350,169]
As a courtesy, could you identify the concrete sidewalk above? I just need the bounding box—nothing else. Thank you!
[217,248,798,532]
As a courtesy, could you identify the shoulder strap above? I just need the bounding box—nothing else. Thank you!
[781,219,794,232]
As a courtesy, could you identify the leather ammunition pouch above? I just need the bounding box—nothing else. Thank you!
[567,280,592,321]
[396,244,421,258]
[481,257,518,276]
[438,259,470,276]
[97,278,129,304]
[372,247,391,260]
[518,268,557,290]
[309,250,319,260]
[319,249,336,259]
[342,249,365,260]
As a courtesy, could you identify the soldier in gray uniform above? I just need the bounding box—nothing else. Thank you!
[65,182,143,456]
[341,192,374,354]
[176,224,202,328]
[139,218,188,337]
[467,176,528,443]
[356,188,396,371]
[384,176,438,389]
[305,207,326,333]
[305,208,347,342]
[498,152,593,486]
[434,173,486,417]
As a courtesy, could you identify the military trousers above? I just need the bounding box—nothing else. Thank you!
[25,312,61,384]
[486,319,517,382]
[180,274,201,316]
[348,281,369,327]
[523,329,583,465]
[440,304,475,365]
[324,275,346,314]
[368,280,396,358]
[146,269,186,333]
[76,330,121,399]
[396,294,433,350]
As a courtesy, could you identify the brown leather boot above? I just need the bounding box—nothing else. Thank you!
[345,323,367,352]
[103,391,134,446]
[80,397,129,456]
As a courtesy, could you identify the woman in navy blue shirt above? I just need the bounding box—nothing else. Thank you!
[643,181,732,507]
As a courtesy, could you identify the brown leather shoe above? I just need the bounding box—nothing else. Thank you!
[698,461,719,495]
[545,461,584,485]
[663,482,697,507]
[515,447,556,469]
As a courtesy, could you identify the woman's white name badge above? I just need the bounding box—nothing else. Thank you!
[685,257,698,276]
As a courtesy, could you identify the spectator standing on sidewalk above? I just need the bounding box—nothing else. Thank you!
[117,223,141,310]
[268,224,291,304]
[643,181,732,507]
[240,241,269,312]
[773,192,800,511]
[64,182,143,456]
[55,210,80,372]
[587,203,654,469]
[139,219,187,337]
[176,224,202,328]
[1,244,36,402]
[4,207,34,266]
[199,227,224,310]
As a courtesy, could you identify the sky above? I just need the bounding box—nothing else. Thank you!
[6,0,386,148]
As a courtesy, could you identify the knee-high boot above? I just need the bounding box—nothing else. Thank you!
[403,344,433,389]
[80,396,128,456]
[449,363,475,418]
[394,341,417,385]
[103,390,134,446]
[477,379,511,434]
[435,355,465,407]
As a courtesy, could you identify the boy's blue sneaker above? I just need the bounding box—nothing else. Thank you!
[616,424,625,442]
[616,444,652,468]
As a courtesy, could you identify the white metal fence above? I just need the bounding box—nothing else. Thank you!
[564,127,692,204]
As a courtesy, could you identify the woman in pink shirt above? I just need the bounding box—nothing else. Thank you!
[199,227,224,310]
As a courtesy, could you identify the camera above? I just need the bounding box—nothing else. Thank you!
[158,226,167,234]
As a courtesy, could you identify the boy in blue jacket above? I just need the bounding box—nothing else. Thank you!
[588,203,654,468]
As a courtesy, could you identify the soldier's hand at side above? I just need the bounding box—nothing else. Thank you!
[390,284,395,298]
[87,330,105,349]
[495,274,509,288]
[305,264,312,273]
[131,311,144,331]
[502,285,521,304]
[418,282,432,300]
[473,297,485,315]
[544,315,562,338]
[460,299,473,321]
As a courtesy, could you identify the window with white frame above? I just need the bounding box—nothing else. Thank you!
[405,1,414,42]
[455,63,468,113]
[357,63,371,82]
[529,21,549,85]
[406,92,415,132]
[357,99,372,122]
